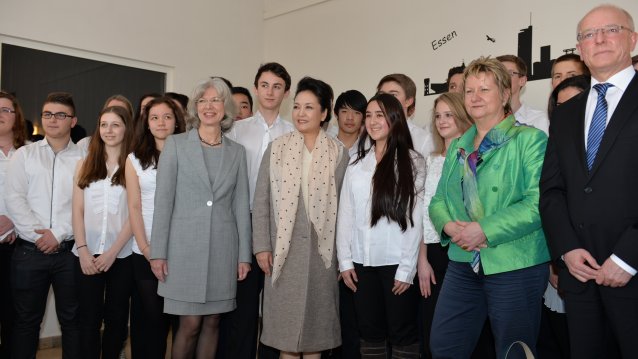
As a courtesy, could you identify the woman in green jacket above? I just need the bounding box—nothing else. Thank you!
[428,57,549,359]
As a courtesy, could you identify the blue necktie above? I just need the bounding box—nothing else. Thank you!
[586,83,613,170]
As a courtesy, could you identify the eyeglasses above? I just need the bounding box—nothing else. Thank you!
[196,97,223,106]
[577,24,630,42]
[42,112,74,120]
[508,70,524,78]
[0,107,15,114]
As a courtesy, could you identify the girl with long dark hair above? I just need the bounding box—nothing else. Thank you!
[337,93,425,359]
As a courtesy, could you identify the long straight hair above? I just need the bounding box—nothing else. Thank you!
[77,106,132,189]
[133,97,186,170]
[355,93,417,232]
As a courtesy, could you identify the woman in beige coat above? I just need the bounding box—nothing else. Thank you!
[253,77,348,358]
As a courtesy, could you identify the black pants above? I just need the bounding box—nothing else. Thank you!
[11,241,80,359]
[130,253,171,359]
[0,242,15,359]
[352,263,419,346]
[76,255,133,359]
[217,254,262,359]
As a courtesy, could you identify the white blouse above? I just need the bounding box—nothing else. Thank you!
[336,147,425,283]
[0,147,16,241]
[423,154,446,244]
[128,153,157,254]
[72,170,132,258]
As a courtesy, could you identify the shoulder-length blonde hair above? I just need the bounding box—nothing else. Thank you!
[430,92,474,155]
[187,77,236,132]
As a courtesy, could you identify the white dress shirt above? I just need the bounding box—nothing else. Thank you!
[328,130,361,158]
[0,147,17,241]
[72,173,132,258]
[336,147,425,283]
[6,139,85,243]
[583,66,637,276]
[407,119,435,158]
[128,153,157,254]
[423,154,445,244]
[227,111,294,209]
[515,103,550,135]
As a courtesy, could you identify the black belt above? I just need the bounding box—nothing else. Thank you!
[17,238,74,254]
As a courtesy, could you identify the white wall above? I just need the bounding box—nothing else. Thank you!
[1,0,264,95]
[264,0,638,127]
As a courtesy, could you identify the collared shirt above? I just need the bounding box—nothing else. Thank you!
[227,111,294,209]
[515,103,550,135]
[72,173,132,258]
[6,138,85,243]
[583,66,637,275]
[0,147,17,241]
[128,153,157,254]
[407,119,435,158]
[423,154,445,244]
[328,127,361,158]
[336,147,425,283]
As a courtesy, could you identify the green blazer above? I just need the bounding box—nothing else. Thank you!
[429,115,550,275]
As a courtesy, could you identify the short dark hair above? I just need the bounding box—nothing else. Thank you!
[254,62,291,91]
[295,77,333,127]
[548,74,590,118]
[631,54,638,65]
[44,92,75,115]
[165,92,189,110]
[551,54,590,76]
[231,86,253,111]
[496,54,528,77]
[447,65,465,82]
[334,90,367,116]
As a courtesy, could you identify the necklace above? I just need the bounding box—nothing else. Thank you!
[199,132,223,147]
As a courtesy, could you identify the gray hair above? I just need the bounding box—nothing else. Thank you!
[187,77,236,132]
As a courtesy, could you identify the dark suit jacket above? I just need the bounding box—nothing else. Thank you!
[540,71,638,297]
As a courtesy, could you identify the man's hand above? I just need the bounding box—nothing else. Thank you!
[596,257,632,287]
[564,248,600,282]
[34,229,59,254]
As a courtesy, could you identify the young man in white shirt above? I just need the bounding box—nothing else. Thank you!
[6,92,84,359]
[377,74,434,157]
[223,62,293,359]
[328,89,367,158]
[497,54,550,134]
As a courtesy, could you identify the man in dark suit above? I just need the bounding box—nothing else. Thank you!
[540,4,638,358]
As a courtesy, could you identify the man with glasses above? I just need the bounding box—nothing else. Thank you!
[540,5,638,358]
[497,55,549,134]
[6,92,84,359]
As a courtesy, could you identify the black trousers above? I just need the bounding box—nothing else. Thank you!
[75,255,133,359]
[352,263,419,346]
[130,253,171,359]
[11,241,80,359]
[0,242,15,359]
[217,254,262,359]
[564,284,634,359]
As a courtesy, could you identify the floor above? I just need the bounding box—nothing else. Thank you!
[36,339,173,359]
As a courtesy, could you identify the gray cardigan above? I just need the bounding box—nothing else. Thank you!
[150,129,251,303]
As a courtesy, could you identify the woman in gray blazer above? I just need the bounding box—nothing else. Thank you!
[150,78,251,359]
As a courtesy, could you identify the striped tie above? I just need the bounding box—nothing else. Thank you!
[586,83,613,170]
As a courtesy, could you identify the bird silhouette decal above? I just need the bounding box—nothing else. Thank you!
[486,35,496,43]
